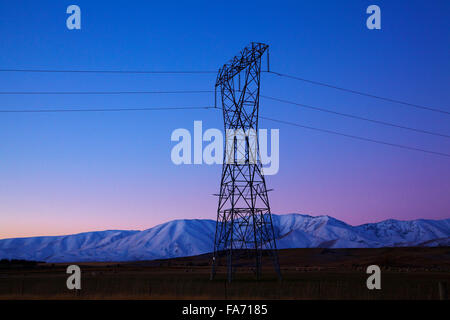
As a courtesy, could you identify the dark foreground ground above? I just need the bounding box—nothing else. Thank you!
[0,247,449,300]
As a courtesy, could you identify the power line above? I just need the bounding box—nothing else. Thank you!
[3,104,448,158]
[0,68,216,74]
[2,67,446,115]
[4,67,446,115]
[258,115,450,158]
[0,106,214,113]
[267,71,450,116]
[261,95,450,139]
[0,90,214,95]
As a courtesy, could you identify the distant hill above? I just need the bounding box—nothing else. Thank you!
[0,214,449,262]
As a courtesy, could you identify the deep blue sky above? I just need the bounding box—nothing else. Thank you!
[0,0,449,238]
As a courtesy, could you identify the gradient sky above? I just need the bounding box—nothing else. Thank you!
[0,0,449,239]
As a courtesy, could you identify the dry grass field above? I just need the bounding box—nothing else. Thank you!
[0,247,449,300]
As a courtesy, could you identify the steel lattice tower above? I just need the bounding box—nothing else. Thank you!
[210,43,282,282]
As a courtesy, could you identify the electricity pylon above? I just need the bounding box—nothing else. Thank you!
[210,42,282,282]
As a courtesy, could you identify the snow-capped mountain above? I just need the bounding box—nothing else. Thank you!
[0,214,449,262]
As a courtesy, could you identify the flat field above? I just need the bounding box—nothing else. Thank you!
[0,247,449,299]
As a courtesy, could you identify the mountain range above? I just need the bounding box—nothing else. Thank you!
[0,214,449,263]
